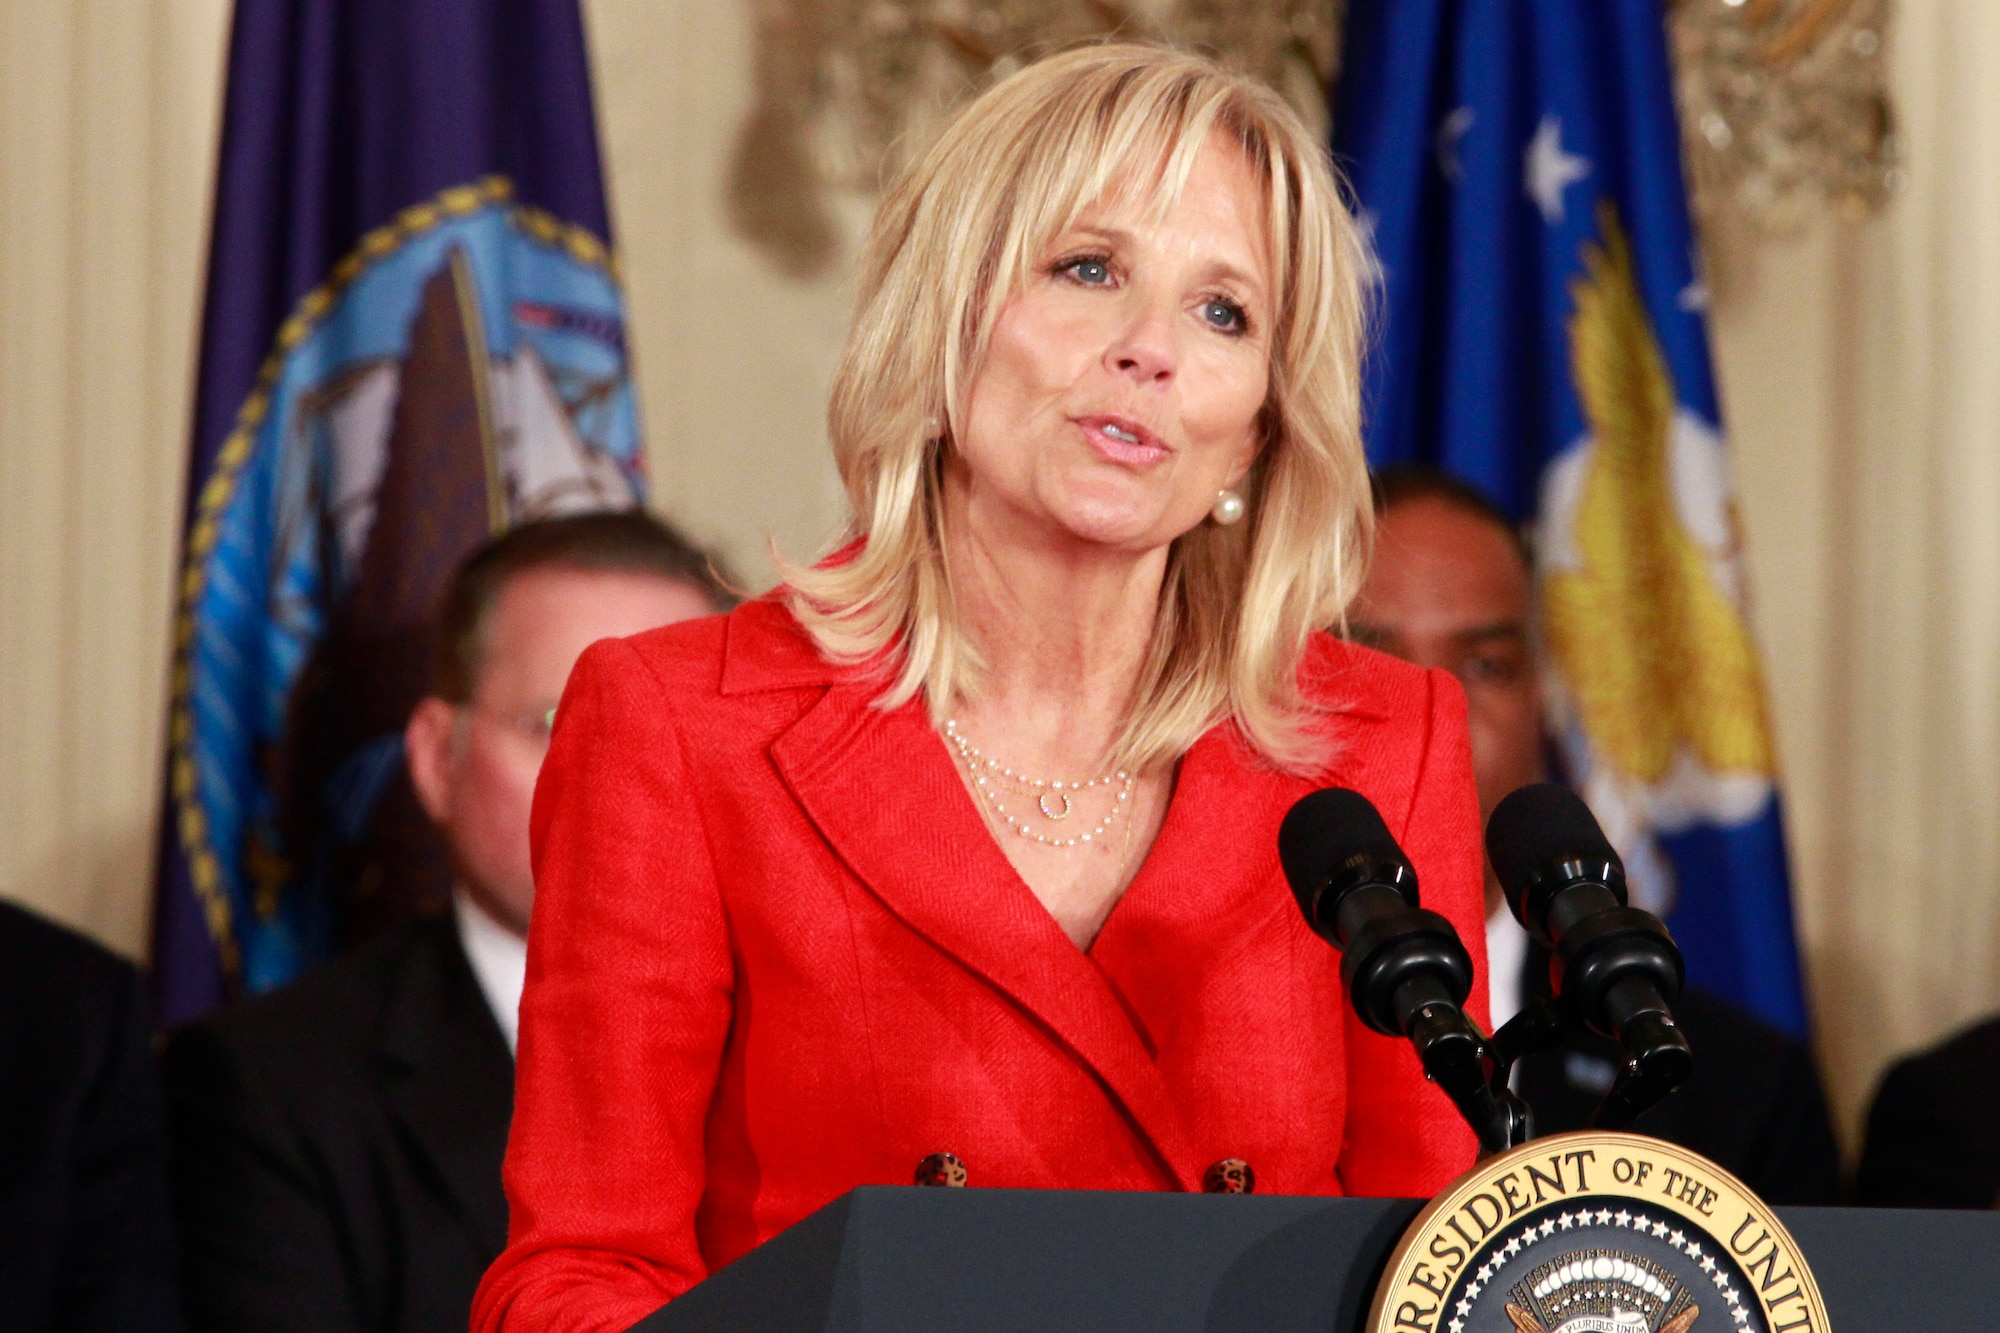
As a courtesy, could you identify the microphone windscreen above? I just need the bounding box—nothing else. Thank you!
[1484,783,1621,894]
[1278,788,1405,912]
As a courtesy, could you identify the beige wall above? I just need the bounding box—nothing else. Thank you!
[0,0,233,964]
[583,1,850,585]
[2,0,1996,1149]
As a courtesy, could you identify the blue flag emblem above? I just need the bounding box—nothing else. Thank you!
[173,180,640,997]
[1335,0,1808,1034]
[154,0,635,1023]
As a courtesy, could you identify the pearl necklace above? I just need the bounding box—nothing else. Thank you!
[943,719,1135,849]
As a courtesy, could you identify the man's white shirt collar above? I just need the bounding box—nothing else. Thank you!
[454,889,527,1056]
[1486,905,1530,1031]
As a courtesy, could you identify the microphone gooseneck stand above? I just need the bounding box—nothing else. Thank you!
[1485,783,1696,1133]
[1281,785,1698,1158]
[1280,789,1532,1157]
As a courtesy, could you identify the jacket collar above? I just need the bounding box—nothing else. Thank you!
[372,917,515,1257]
[738,594,1398,1187]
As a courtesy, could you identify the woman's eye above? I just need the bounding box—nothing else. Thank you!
[1201,297,1248,334]
[1060,257,1113,285]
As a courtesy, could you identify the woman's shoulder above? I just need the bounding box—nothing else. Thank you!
[583,603,727,693]
[561,598,849,776]
[1298,629,1455,723]
[1295,635,1477,869]
[1293,631,1470,803]
[598,594,843,702]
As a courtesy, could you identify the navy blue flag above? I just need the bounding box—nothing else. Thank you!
[1334,0,1808,1034]
[154,0,643,1024]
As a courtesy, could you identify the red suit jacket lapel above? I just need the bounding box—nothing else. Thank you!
[727,601,1203,1191]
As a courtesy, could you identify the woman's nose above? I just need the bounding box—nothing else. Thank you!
[1105,299,1177,385]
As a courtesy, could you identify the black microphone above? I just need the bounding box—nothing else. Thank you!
[1484,783,1694,1128]
[1280,788,1526,1153]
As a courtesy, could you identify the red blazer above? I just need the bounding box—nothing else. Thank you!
[473,598,1488,1332]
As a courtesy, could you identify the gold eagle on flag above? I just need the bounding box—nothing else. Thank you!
[1541,203,1774,786]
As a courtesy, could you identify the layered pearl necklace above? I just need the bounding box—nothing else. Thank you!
[943,718,1135,850]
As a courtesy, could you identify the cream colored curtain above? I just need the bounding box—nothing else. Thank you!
[0,0,232,960]
[1,0,1995,1150]
[1718,2,2000,1144]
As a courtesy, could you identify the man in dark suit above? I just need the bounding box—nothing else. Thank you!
[1855,1017,2000,1208]
[163,512,730,1332]
[1349,464,1841,1205]
[0,897,181,1331]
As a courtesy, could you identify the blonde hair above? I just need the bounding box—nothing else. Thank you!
[782,42,1375,776]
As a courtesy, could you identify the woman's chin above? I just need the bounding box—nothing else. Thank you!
[1044,499,1188,555]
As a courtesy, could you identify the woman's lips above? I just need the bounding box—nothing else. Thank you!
[1075,414,1171,467]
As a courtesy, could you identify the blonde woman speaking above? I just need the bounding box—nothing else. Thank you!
[475,43,1488,1330]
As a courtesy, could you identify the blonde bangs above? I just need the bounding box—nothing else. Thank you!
[781,42,1376,777]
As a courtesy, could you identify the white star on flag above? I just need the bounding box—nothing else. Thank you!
[1678,254,1711,311]
[1437,106,1475,182]
[1524,114,1591,223]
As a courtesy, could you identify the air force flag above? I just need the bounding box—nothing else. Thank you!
[1335,0,1809,1034]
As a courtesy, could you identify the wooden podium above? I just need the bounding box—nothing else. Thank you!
[636,1186,2000,1331]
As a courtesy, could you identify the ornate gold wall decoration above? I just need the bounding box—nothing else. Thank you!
[729,0,1342,277]
[1667,0,1900,240]
[730,1,1897,282]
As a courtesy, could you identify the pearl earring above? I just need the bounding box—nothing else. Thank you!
[1210,488,1246,526]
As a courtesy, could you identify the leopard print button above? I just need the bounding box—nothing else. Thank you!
[914,1152,968,1187]
[1202,1158,1255,1194]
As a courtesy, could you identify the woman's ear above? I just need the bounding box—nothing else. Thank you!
[404,697,459,825]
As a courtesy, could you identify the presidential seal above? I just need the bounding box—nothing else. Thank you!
[1370,1132,1827,1333]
